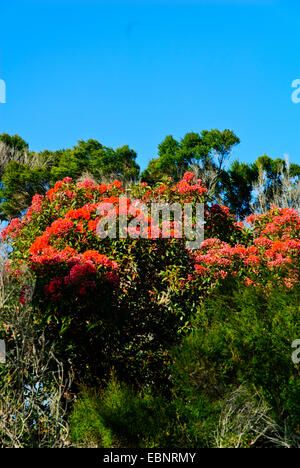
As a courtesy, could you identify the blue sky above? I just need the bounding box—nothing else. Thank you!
[1,0,300,170]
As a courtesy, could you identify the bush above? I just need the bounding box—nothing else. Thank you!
[171,282,300,442]
[70,375,178,448]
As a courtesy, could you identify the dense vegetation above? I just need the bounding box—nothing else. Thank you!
[1,131,299,220]
[0,131,299,448]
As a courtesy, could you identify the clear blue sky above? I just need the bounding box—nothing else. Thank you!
[1,0,300,170]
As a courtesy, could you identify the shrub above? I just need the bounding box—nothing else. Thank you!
[70,375,178,448]
[172,283,300,440]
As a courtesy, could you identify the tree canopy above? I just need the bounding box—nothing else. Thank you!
[0,136,140,220]
[0,131,299,221]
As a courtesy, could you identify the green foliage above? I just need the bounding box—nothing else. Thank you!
[141,132,300,218]
[70,280,300,448]
[0,133,29,155]
[222,160,258,219]
[0,136,140,220]
[0,161,49,220]
[172,283,300,435]
[70,376,175,448]
[141,129,239,184]
[69,374,219,448]
[50,140,140,182]
[1,131,299,220]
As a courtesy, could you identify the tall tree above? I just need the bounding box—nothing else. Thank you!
[222,160,258,219]
[0,136,140,220]
[141,129,240,184]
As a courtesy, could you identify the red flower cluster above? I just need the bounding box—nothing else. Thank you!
[142,172,208,203]
[3,174,299,305]
[40,250,119,301]
[246,207,300,240]
[193,207,300,290]
[1,218,22,240]
[26,194,44,221]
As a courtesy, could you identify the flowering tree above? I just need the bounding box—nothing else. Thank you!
[1,174,214,385]
[2,173,298,388]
